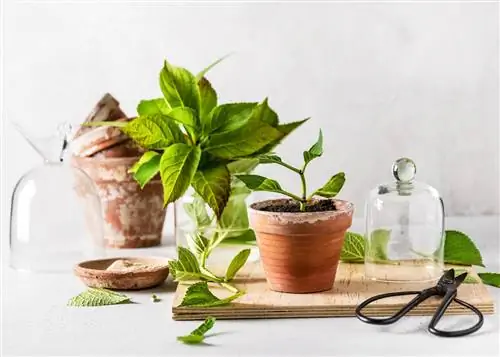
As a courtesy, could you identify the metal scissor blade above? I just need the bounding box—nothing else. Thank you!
[454,272,468,287]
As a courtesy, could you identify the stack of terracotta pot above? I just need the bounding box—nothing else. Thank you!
[71,94,166,248]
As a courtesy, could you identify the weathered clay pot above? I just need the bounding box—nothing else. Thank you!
[72,156,166,248]
[249,199,354,293]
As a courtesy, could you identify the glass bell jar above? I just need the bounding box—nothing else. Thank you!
[364,158,445,282]
[9,122,105,273]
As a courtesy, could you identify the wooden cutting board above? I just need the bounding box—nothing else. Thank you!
[172,262,495,321]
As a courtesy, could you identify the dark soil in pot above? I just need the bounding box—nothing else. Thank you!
[257,199,337,213]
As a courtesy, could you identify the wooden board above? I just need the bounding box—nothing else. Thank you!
[172,262,495,320]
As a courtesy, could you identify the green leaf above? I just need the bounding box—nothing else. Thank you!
[167,107,198,129]
[204,102,257,135]
[366,229,391,261]
[122,115,185,149]
[252,98,278,127]
[196,53,232,81]
[221,229,257,246]
[217,181,252,232]
[340,232,365,263]
[225,249,251,281]
[177,317,216,345]
[151,294,161,302]
[159,144,201,205]
[137,98,170,116]
[129,151,161,188]
[183,194,212,228]
[179,282,244,307]
[67,288,132,307]
[168,247,201,281]
[257,154,283,164]
[191,165,231,219]
[227,158,259,174]
[254,117,310,155]
[198,77,217,124]
[313,172,346,198]
[205,119,284,159]
[478,273,500,287]
[303,129,323,166]
[160,60,200,113]
[235,174,283,193]
[444,230,484,267]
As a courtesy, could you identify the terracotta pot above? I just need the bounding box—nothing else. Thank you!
[72,156,166,248]
[249,198,354,293]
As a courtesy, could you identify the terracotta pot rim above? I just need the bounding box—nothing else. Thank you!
[71,155,141,163]
[249,198,354,217]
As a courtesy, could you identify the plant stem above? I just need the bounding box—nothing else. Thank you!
[299,171,307,200]
[275,160,301,174]
[220,282,239,293]
[278,190,304,202]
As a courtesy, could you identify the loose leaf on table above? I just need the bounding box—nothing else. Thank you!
[444,230,484,267]
[191,164,231,219]
[183,194,212,228]
[169,247,202,281]
[313,172,346,198]
[225,249,251,282]
[129,151,161,188]
[122,114,185,149]
[137,98,170,115]
[160,60,200,113]
[235,174,283,193]
[160,144,201,205]
[478,273,500,288]
[204,102,256,135]
[340,232,365,263]
[179,282,244,307]
[366,229,391,261]
[303,129,323,167]
[177,317,216,345]
[67,288,132,307]
[204,118,284,159]
[198,77,217,124]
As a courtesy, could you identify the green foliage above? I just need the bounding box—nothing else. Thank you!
[67,288,132,307]
[177,317,216,345]
[340,232,365,263]
[179,282,244,307]
[236,130,346,211]
[444,230,484,267]
[85,57,306,218]
[225,249,251,282]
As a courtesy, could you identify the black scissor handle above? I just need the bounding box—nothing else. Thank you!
[428,294,484,337]
[355,289,436,325]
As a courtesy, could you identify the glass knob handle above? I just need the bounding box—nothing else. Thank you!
[392,158,416,183]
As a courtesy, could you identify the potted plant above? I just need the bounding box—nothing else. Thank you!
[85,56,308,291]
[236,130,354,293]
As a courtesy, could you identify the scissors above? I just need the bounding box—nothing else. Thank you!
[355,269,484,337]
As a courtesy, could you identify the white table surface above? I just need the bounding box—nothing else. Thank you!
[2,217,500,357]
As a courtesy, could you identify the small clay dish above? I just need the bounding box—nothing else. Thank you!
[74,257,170,290]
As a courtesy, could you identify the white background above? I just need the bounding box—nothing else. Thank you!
[1,0,498,229]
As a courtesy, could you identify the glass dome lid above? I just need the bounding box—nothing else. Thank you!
[364,158,445,283]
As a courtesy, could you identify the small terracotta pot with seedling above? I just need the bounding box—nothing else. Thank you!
[237,130,354,293]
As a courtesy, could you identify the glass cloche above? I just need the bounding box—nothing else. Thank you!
[9,122,105,273]
[364,158,445,282]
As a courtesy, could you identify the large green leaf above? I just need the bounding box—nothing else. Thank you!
[159,144,201,205]
[227,158,259,174]
[168,247,202,281]
[198,77,217,124]
[444,230,484,267]
[218,181,252,233]
[235,174,283,193]
[160,60,200,113]
[191,164,231,219]
[204,102,256,135]
[204,119,284,159]
[303,129,323,167]
[340,232,365,263]
[183,194,212,228]
[167,107,198,128]
[179,282,243,307]
[252,98,278,127]
[313,172,346,198]
[254,117,309,155]
[478,273,500,287]
[129,151,161,188]
[136,98,170,116]
[122,115,185,149]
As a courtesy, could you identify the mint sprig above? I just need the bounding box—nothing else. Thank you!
[67,288,132,307]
